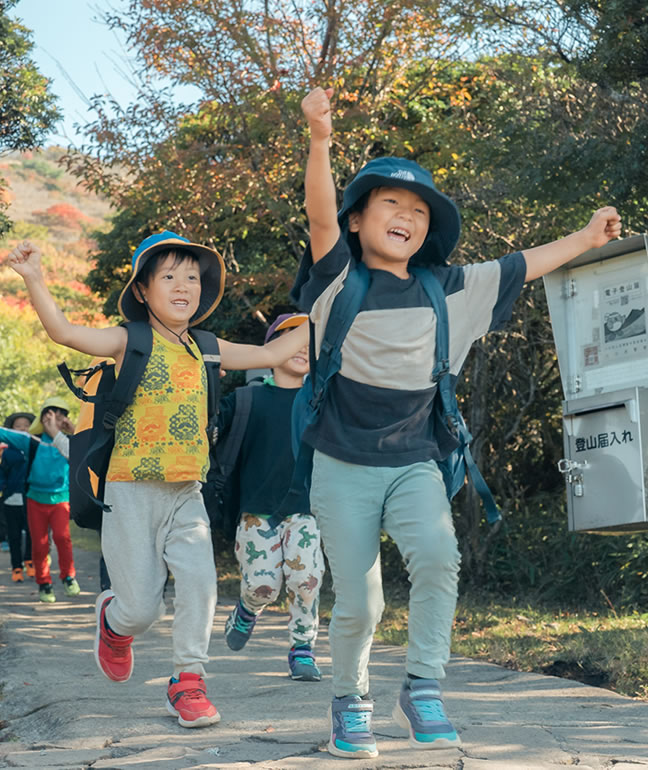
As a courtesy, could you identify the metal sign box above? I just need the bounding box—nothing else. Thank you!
[544,234,648,532]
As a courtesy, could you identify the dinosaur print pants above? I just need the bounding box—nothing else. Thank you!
[234,512,325,647]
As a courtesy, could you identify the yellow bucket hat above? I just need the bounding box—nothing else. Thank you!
[30,396,71,435]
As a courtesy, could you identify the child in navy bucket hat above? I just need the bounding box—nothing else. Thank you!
[296,86,621,758]
[6,234,309,728]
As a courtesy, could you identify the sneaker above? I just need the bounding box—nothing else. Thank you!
[38,583,56,603]
[24,560,35,577]
[288,645,321,681]
[0,541,9,552]
[328,695,379,759]
[392,678,462,749]
[12,567,24,583]
[166,673,221,728]
[224,601,257,651]
[62,576,81,596]
[94,590,134,682]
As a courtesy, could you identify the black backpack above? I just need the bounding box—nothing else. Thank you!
[201,384,254,541]
[58,321,221,529]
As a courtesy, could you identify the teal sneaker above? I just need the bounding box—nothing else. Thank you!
[392,678,462,749]
[328,695,378,758]
[62,576,81,597]
[288,645,321,682]
[224,601,257,651]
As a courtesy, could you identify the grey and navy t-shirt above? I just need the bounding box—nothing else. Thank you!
[296,235,527,467]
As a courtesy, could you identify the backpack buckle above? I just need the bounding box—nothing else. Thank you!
[431,359,449,384]
[103,412,118,430]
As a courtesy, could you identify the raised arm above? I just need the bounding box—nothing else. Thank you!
[7,241,127,360]
[301,87,340,262]
[523,207,622,282]
[219,321,309,371]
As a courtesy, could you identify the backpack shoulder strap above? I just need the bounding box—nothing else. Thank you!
[412,267,500,524]
[102,321,153,429]
[215,385,253,478]
[190,329,221,423]
[311,262,371,404]
[23,436,39,494]
[272,262,371,528]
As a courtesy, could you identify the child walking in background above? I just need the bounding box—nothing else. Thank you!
[41,408,111,592]
[0,399,80,602]
[221,313,325,682]
[297,86,621,758]
[6,232,308,728]
[0,412,35,582]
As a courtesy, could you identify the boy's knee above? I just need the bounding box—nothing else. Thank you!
[407,533,461,581]
[336,594,385,633]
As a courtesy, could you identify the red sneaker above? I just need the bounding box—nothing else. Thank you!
[94,590,134,682]
[166,673,221,728]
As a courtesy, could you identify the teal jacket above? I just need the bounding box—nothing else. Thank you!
[0,427,69,504]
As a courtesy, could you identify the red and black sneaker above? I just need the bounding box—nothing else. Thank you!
[94,590,134,682]
[166,673,221,728]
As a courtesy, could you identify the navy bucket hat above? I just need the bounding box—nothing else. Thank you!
[338,157,461,266]
[118,231,226,325]
[291,157,461,305]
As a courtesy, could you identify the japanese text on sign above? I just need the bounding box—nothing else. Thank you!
[575,430,633,452]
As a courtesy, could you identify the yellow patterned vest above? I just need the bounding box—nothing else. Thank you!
[107,329,209,482]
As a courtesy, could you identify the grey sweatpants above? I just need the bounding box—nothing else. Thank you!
[310,450,461,697]
[102,480,217,678]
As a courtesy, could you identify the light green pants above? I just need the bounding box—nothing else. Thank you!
[310,450,461,697]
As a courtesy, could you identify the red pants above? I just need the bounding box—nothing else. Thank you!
[26,499,76,585]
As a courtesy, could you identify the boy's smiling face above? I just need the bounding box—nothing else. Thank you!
[136,254,201,333]
[347,186,430,276]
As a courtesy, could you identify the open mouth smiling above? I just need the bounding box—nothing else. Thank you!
[387,227,411,242]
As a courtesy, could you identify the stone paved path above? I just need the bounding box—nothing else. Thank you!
[1,545,648,768]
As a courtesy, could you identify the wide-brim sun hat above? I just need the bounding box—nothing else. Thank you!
[338,156,461,267]
[30,397,71,435]
[118,231,226,325]
[264,313,309,344]
[4,412,35,429]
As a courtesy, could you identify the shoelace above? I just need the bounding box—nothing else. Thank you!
[177,687,206,701]
[293,655,315,667]
[341,708,372,733]
[412,694,447,722]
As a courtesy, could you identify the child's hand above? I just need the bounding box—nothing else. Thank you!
[7,240,43,279]
[583,206,622,250]
[60,415,75,434]
[302,87,334,141]
[40,409,59,438]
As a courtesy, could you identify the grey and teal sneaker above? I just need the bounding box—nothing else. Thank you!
[328,695,378,758]
[224,601,258,651]
[392,678,462,749]
[288,645,321,681]
[63,576,81,597]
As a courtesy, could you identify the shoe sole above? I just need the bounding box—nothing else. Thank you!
[94,590,133,683]
[290,671,322,681]
[392,701,462,749]
[166,699,221,728]
[39,596,56,603]
[327,705,379,759]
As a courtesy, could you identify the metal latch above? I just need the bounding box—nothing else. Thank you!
[557,458,587,497]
